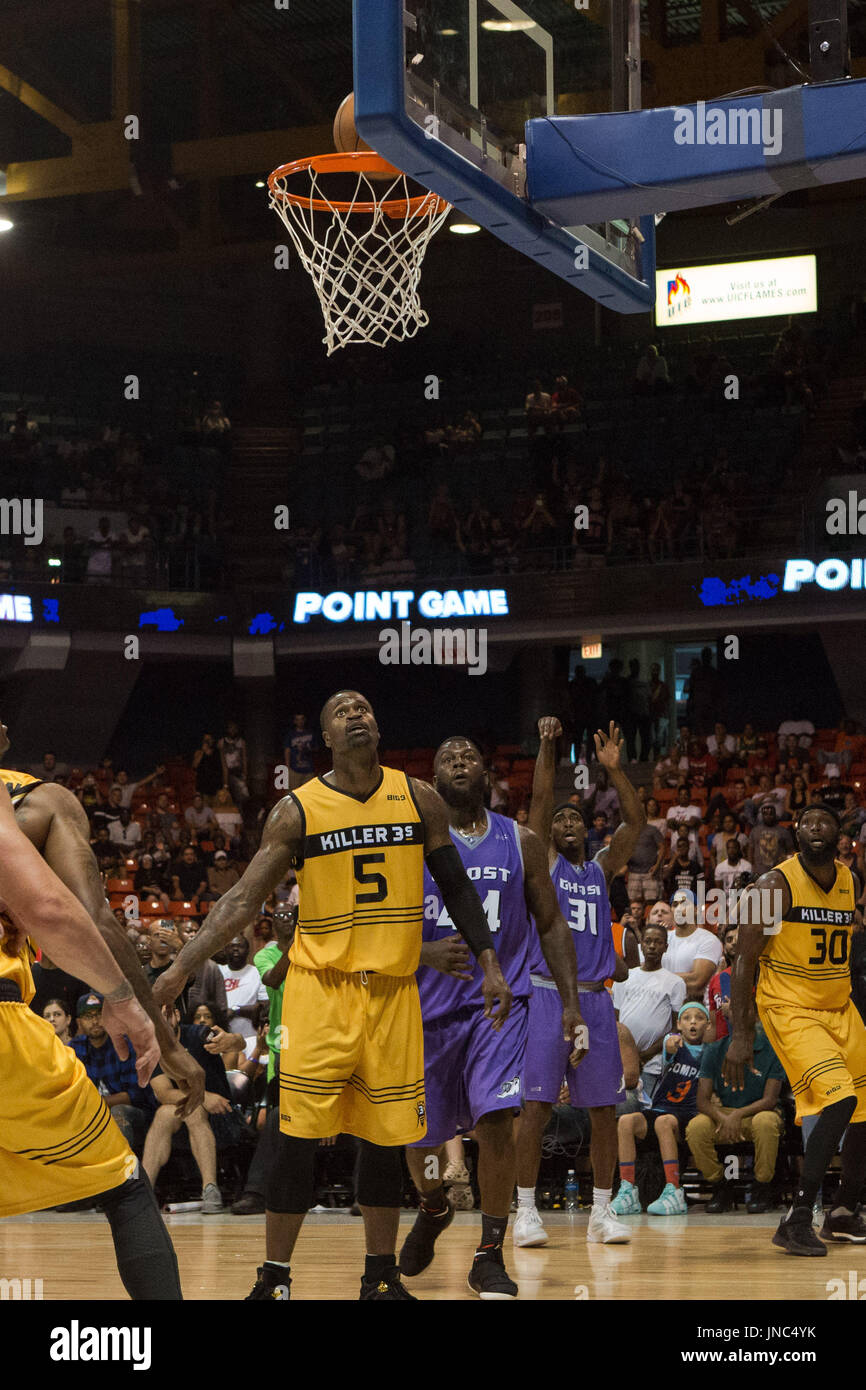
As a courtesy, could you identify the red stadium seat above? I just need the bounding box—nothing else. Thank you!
[138,900,164,916]
[106,878,134,894]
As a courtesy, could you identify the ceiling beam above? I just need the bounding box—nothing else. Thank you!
[0,122,332,200]
[0,60,84,140]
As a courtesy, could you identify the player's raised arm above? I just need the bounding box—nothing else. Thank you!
[592,723,646,884]
[152,795,301,1008]
[722,867,788,1091]
[33,781,202,1111]
[519,822,586,1063]
[411,777,512,1029]
[528,715,561,861]
[0,782,160,1085]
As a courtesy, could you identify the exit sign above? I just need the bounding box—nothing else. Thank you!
[581,640,602,660]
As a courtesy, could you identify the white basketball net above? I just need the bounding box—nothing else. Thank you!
[269,163,450,355]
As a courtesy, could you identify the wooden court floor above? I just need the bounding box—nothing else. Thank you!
[1,1210,859,1300]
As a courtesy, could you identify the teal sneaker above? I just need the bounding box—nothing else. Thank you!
[647,1183,687,1216]
[610,1179,641,1215]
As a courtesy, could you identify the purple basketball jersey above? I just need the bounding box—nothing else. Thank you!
[417,811,531,1022]
[529,854,615,984]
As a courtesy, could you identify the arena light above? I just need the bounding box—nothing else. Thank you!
[449,214,481,235]
[0,218,13,233]
[481,18,537,31]
[47,557,62,568]
[255,180,265,188]
[437,27,459,35]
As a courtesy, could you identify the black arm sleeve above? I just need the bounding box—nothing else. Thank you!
[424,844,495,960]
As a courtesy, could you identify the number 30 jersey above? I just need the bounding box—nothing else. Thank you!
[289,767,425,976]
[417,811,531,1022]
[528,854,615,985]
[757,855,856,1012]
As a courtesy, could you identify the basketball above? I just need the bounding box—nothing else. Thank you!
[333,91,396,182]
[333,92,373,155]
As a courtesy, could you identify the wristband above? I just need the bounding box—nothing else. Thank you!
[103,980,135,1004]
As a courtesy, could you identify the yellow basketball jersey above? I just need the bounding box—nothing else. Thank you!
[0,915,35,1004]
[757,855,856,1011]
[0,768,43,805]
[0,770,41,1003]
[290,765,425,975]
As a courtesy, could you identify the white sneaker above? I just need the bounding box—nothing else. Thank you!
[512,1206,549,1247]
[587,1203,631,1244]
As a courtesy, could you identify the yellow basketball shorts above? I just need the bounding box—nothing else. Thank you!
[0,1002,136,1217]
[759,998,866,1123]
[278,965,427,1145]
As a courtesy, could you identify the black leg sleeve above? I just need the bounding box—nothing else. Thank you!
[266,1132,318,1214]
[97,1170,183,1301]
[837,1118,866,1210]
[356,1140,403,1208]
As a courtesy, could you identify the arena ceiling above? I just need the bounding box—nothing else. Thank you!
[0,0,862,262]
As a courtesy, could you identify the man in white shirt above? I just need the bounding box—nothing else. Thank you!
[659,900,723,1001]
[108,808,142,852]
[713,838,752,892]
[613,922,686,1098]
[665,783,702,850]
[185,793,218,837]
[706,723,736,757]
[218,935,268,1044]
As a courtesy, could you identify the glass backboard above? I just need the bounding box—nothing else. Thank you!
[353,0,655,313]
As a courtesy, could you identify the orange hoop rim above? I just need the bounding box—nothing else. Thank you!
[267,152,450,218]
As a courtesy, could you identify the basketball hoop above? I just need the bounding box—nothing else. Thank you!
[268,152,450,355]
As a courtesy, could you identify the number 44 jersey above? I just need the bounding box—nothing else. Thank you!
[418,811,531,1022]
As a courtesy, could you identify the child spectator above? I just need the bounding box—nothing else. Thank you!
[611,1002,709,1217]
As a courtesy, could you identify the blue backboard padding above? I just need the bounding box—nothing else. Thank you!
[526,80,866,222]
[352,0,655,314]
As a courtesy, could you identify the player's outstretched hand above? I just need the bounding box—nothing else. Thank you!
[720,1033,757,1092]
[151,962,188,1011]
[564,1007,588,1067]
[481,959,512,1031]
[420,935,473,980]
[161,1044,206,1119]
[102,997,160,1085]
[537,716,562,743]
[593,722,624,770]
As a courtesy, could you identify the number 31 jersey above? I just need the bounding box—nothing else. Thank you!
[417,811,531,1023]
[289,767,425,976]
[529,854,615,985]
[757,855,856,1012]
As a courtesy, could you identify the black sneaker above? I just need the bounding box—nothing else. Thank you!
[821,1204,866,1243]
[398,1201,454,1276]
[359,1269,417,1300]
[706,1181,736,1214]
[746,1182,775,1214]
[467,1246,518,1300]
[772,1207,828,1257]
[231,1193,266,1216]
[245,1265,292,1299]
